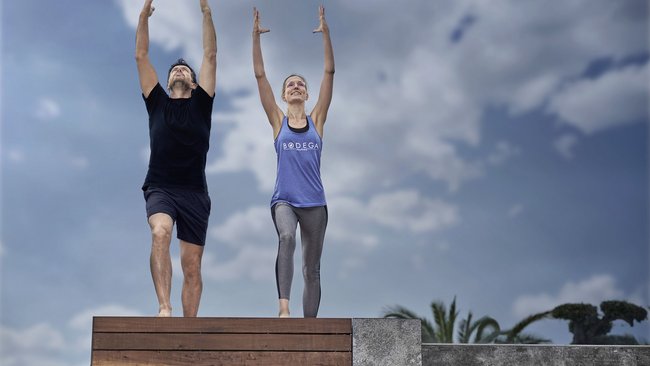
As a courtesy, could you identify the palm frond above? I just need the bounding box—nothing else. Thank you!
[383,305,436,343]
[431,301,450,342]
[474,316,501,343]
[505,311,552,342]
[457,312,474,343]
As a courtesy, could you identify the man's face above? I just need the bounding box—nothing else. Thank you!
[167,65,194,90]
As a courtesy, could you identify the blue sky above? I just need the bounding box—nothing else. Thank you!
[1,0,648,364]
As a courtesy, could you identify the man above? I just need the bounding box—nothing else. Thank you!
[135,0,217,317]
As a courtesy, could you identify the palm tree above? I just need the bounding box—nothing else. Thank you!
[458,312,501,343]
[496,310,552,344]
[383,297,501,343]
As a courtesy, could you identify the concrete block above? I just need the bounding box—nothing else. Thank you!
[352,318,422,366]
[422,344,650,366]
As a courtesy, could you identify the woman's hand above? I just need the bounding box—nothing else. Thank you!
[253,7,270,35]
[313,5,328,33]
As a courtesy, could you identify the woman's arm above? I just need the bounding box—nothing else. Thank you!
[252,7,283,136]
[310,5,335,137]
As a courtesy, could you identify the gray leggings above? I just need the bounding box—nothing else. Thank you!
[271,203,328,318]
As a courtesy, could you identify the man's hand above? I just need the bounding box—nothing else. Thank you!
[253,7,270,35]
[142,0,155,17]
[313,5,328,33]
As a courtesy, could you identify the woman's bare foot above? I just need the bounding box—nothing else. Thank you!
[157,307,172,317]
[278,299,290,318]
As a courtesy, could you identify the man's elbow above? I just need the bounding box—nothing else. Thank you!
[135,51,149,63]
[204,49,217,64]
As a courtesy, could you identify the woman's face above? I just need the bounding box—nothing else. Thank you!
[283,76,308,103]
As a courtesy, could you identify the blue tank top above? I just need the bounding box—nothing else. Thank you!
[271,115,326,208]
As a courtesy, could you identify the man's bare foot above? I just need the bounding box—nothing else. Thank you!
[157,307,172,317]
[279,311,290,318]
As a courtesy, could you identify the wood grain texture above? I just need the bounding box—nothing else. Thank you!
[91,317,353,366]
[92,350,351,366]
[93,333,351,351]
[93,317,351,334]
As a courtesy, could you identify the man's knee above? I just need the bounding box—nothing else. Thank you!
[149,213,173,244]
[151,223,172,245]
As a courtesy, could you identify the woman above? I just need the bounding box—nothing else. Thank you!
[252,5,334,318]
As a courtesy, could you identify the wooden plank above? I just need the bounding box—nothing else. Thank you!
[92,350,351,366]
[93,317,351,334]
[93,333,351,352]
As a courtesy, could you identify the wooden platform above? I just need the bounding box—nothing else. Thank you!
[91,317,352,366]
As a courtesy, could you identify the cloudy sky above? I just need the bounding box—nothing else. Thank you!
[2,0,648,364]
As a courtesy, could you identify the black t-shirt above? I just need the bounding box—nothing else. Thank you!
[142,83,213,192]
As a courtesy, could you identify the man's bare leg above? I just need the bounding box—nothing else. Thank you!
[149,213,174,317]
[180,241,204,317]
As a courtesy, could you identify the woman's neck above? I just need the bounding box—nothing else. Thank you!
[286,103,306,121]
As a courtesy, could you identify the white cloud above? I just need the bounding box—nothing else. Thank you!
[326,190,459,251]
[209,205,274,247]
[367,190,459,233]
[0,304,141,366]
[68,304,143,331]
[554,134,579,159]
[34,98,61,120]
[513,274,629,318]
[205,99,277,192]
[68,304,143,356]
[327,196,381,249]
[548,63,649,134]
[0,323,65,352]
[202,248,275,282]
[509,73,561,115]
[115,0,202,63]
[203,205,277,281]
[487,141,520,166]
[0,323,67,366]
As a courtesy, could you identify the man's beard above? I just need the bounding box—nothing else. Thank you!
[170,78,191,91]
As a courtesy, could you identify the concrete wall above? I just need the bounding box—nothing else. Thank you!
[423,344,650,366]
[353,318,422,366]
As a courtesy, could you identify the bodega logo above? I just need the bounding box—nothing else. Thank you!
[282,141,320,151]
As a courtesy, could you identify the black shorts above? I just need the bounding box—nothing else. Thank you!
[144,187,211,246]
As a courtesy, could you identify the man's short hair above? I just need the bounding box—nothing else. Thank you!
[168,58,197,84]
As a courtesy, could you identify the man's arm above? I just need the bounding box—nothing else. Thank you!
[135,0,158,98]
[252,7,283,136]
[310,5,335,137]
[198,0,217,97]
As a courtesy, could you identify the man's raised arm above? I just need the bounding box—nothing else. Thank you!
[198,0,217,97]
[135,0,158,98]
